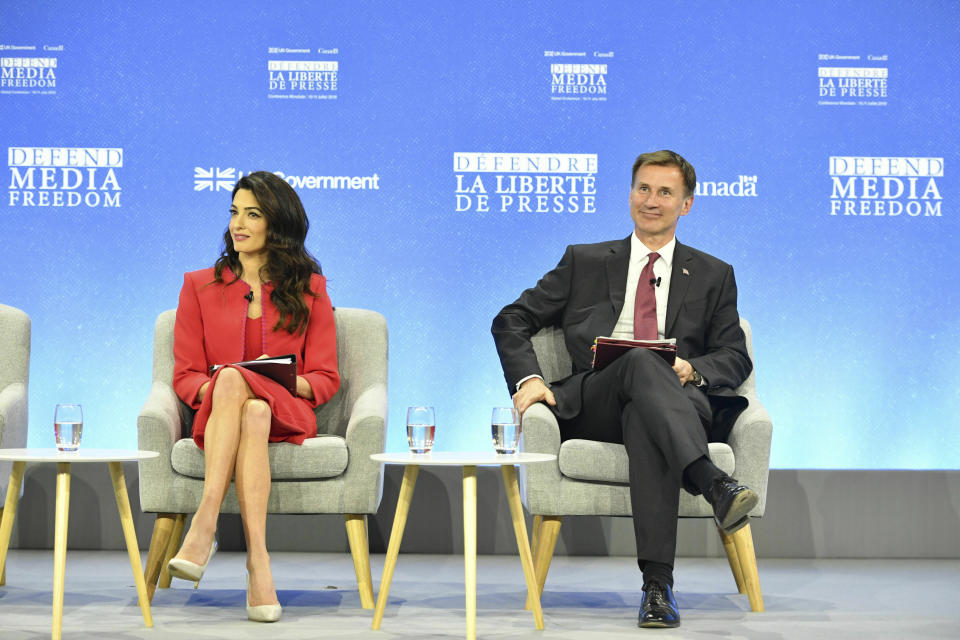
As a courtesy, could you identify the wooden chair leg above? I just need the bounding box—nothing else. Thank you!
[158,513,186,589]
[525,515,561,610]
[717,525,746,593]
[0,506,5,586]
[730,522,764,612]
[344,514,375,609]
[0,462,27,588]
[530,514,543,561]
[143,513,177,602]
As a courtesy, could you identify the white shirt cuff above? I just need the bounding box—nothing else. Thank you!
[515,374,544,392]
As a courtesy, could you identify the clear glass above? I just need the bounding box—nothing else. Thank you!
[406,406,436,454]
[54,403,83,452]
[491,406,521,454]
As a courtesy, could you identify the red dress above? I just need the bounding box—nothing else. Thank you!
[172,267,340,449]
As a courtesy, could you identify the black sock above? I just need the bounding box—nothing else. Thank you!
[683,455,727,498]
[640,560,673,588]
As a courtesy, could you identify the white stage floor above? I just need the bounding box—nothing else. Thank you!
[0,551,958,639]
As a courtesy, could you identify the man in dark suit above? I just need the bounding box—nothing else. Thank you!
[491,150,757,629]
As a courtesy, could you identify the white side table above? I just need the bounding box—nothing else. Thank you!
[0,448,159,640]
[369,451,556,640]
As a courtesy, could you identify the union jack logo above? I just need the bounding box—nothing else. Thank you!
[194,167,239,192]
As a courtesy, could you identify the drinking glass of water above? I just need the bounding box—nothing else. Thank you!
[491,406,521,454]
[406,406,435,454]
[54,404,83,452]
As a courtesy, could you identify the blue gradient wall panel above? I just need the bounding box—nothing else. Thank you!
[2,1,957,469]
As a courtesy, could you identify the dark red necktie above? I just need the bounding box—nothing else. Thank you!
[633,252,660,339]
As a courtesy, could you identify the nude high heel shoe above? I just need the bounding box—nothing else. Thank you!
[246,574,282,623]
[167,540,217,583]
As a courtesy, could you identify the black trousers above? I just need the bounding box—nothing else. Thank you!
[556,348,712,566]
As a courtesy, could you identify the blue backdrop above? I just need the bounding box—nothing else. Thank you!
[2,1,957,469]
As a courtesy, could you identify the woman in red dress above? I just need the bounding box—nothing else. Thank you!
[167,171,340,622]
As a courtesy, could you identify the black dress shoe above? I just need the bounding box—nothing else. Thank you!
[708,476,758,534]
[638,581,680,628]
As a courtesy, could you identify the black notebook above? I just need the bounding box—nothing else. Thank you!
[209,354,298,394]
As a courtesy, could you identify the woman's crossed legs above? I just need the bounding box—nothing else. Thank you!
[172,366,278,607]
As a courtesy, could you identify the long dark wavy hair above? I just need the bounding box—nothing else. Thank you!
[213,171,322,335]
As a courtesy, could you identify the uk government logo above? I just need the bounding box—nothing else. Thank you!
[267,46,339,100]
[454,152,597,213]
[829,156,942,217]
[194,167,380,192]
[194,167,240,192]
[545,49,611,102]
[8,147,122,207]
[1,44,63,96]
[817,53,888,107]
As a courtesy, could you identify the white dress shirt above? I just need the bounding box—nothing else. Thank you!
[611,234,675,340]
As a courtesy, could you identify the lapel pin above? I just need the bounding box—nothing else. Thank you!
[682,268,690,276]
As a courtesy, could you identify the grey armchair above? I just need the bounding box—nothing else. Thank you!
[137,306,388,607]
[0,304,30,586]
[520,317,771,611]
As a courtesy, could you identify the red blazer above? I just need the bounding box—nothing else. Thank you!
[173,267,340,411]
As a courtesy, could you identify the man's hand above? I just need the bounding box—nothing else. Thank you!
[513,377,556,415]
[673,356,695,385]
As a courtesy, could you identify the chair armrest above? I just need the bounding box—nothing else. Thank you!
[726,392,773,516]
[341,383,388,513]
[344,383,388,449]
[136,381,183,512]
[0,382,28,449]
[520,402,562,455]
[518,402,564,515]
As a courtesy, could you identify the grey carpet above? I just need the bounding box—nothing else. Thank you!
[0,551,958,639]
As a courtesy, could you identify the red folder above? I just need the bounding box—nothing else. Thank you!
[591,337,677,370]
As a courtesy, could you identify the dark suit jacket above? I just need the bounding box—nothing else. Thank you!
[491,236,752,442]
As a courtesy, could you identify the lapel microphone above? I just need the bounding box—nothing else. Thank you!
[244,290,254,302]
[649,277,661,287]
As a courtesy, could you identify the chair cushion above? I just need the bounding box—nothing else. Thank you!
[558,439,735,483]
[171,435,348,480]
